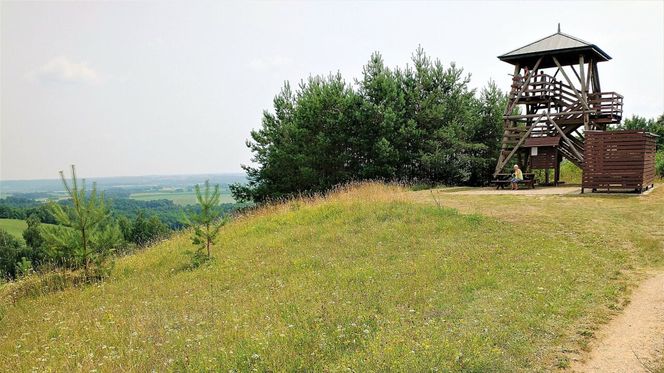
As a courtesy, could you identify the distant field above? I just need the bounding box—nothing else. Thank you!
[0,218,27,242]
[130,191,235,205]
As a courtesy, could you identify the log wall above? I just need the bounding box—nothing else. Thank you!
[582,130,657,193]
[530,147,558,169]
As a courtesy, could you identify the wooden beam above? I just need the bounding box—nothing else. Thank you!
[547,115,584,160]
[579,55,586,95]
[570,65,582,83]
[504,57,543,116]
[592,61,601,93]
[552,67,561,79]
[495,113,546,174]
[586,60,593,94]
[495,63,521,175]
[579,55,589,130]
[553,57,589,110]
[505,110,588,119]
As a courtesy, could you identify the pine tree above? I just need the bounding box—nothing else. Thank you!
[43,165,123,277]
[187,180,227,259]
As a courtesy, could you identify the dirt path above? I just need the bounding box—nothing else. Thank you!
[442,185,658,196]
[571,272,664,372]
[448,186,581,195]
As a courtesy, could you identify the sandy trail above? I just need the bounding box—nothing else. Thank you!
[444,185,658,196]
[448,186,581,195]
[571,272,664,372]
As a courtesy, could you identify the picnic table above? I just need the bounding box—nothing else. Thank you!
[491,173,536,189]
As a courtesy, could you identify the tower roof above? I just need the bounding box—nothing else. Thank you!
[498,31,612,69]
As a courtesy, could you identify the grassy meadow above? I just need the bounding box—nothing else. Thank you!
[1,183,663,371]
[0,218,27,242]
[129,191,235,205]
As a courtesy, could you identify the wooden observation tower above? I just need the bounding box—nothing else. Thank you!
[493,26,623,184]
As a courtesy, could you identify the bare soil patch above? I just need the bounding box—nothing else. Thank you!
[571,272,664,372]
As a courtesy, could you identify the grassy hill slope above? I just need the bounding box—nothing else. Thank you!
[1,184,662,371]
[0,218,27,242]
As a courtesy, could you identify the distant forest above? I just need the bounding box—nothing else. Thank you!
[232,48,664,203]
[0,194,238,229]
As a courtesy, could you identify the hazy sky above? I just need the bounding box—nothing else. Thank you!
[1,1,663,180]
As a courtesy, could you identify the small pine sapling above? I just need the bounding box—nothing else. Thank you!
[185,180,228,264]
[44,165,123,278]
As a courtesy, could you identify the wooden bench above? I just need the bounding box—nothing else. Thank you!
[491,173,536,190]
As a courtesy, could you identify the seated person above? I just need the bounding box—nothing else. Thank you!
[511,164,524,190]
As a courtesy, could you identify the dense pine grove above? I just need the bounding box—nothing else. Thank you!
[231,48,508,203]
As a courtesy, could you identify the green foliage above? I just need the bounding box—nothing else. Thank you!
[0,229,24,279]
[232,48,507,203]
[186,249,210,269]
[616,113,664,149]
[0,204,27,220]
[468,80,509,184]
[0,200,56,223]
[108,197,239,230]
[186,180,228,259]
[559,160,583,184]
[43,165,124,277]
[108,198,186,229]
[22,214,44,249]
[21,214,48,267]
[15,257,33,277]
[0,218,49,279]
[119,211,169,248]
[616,114,664,178]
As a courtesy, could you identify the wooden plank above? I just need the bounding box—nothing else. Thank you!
[495,113,546,173]
[582,130,657,190]
[505,57,543,116]
[546,115,584,160]
[553,57,589,111]
[505,110,588,120]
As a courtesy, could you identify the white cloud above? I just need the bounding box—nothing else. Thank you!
[27,56,101,85]
[248,56,293,71]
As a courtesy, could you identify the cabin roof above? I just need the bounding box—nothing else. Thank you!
[498,32,611,69]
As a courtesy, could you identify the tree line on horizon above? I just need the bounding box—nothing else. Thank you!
[231,47,508,203]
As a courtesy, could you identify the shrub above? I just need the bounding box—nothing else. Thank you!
[559,160,582,184]
[656,150,664,178]
[120,211,169,248]
[0,229,23,279]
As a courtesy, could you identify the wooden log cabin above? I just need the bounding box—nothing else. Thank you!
[493,25,624,185]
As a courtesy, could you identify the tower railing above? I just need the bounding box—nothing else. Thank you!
[508,73,622,122]
[588,92,623,121]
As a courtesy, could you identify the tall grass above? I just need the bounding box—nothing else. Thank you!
[1,183,662,371]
